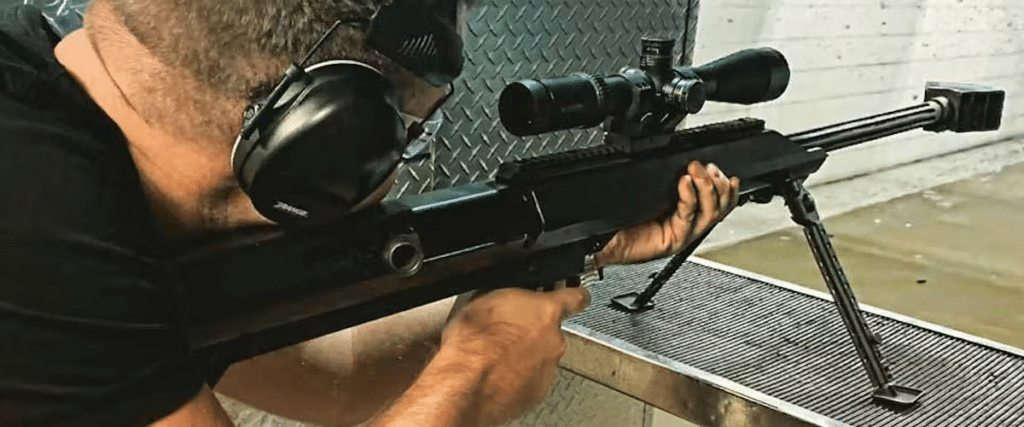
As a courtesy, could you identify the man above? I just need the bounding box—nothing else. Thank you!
[0,0,739,426]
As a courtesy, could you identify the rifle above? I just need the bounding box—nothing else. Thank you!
[176,37,1004,406]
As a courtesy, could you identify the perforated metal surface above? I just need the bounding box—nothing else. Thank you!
[388,0,698,197]
[573,259,1024,427]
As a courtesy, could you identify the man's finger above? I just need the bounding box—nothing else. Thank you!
[691,163,720,232]
[727,177,741,213]
[708,164,732,219]
[667,175,698,249]
[676,175,698,222]
[549,286,591,319]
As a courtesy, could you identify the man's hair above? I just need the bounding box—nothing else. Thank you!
[105,0,406,101]
[91,0,472,144]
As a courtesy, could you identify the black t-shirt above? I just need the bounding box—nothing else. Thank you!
[0,6,217,426]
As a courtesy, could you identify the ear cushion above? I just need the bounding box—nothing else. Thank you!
[232,61,405,225]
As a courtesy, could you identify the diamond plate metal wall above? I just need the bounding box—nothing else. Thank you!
[438,0,695,189]
[388,0,699,197]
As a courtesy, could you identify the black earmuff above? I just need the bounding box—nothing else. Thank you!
[232,0,464,226]
[232,60,405,225]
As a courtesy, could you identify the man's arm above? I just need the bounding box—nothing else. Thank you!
[367,347,489,427]
[211,287,587,427]
[370,287,590,427]
[213,297,458,427]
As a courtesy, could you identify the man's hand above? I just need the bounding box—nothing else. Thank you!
[442,287,590,426]
[596,161,740,267]
[369,287,590,427]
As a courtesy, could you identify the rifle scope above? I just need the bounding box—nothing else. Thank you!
[499,40,790,137]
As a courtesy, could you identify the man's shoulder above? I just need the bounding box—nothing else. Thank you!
[0,4,106,126]
[0,3,128,166]
[0,9,222,427]
[0,92,113,163]
[0,4,63,57]
[0,4,64,93]
[0,3,148,246]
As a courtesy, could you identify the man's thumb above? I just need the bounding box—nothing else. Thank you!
[551,287,591,319]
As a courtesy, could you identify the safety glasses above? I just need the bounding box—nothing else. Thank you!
[401,83,454,162]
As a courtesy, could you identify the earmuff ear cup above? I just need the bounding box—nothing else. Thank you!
[232,62,405,225]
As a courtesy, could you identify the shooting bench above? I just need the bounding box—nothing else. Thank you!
[566,257,1024,426]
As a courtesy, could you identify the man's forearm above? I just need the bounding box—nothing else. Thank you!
[369,348,489,427]
[213,297,457,427]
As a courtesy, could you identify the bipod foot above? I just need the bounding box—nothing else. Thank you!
[873,383,924,407]
[610,292,655,313]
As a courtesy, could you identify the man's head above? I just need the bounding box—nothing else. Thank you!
[87,0,470,144]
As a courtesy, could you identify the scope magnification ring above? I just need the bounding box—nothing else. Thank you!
[571,72,609,112]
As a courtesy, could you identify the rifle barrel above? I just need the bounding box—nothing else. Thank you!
[789,100,944,152]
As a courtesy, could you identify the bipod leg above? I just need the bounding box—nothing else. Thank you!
[611,227,714,312]
[780,179,922,406]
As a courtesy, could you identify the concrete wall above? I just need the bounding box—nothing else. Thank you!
[688,0,1024,186]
